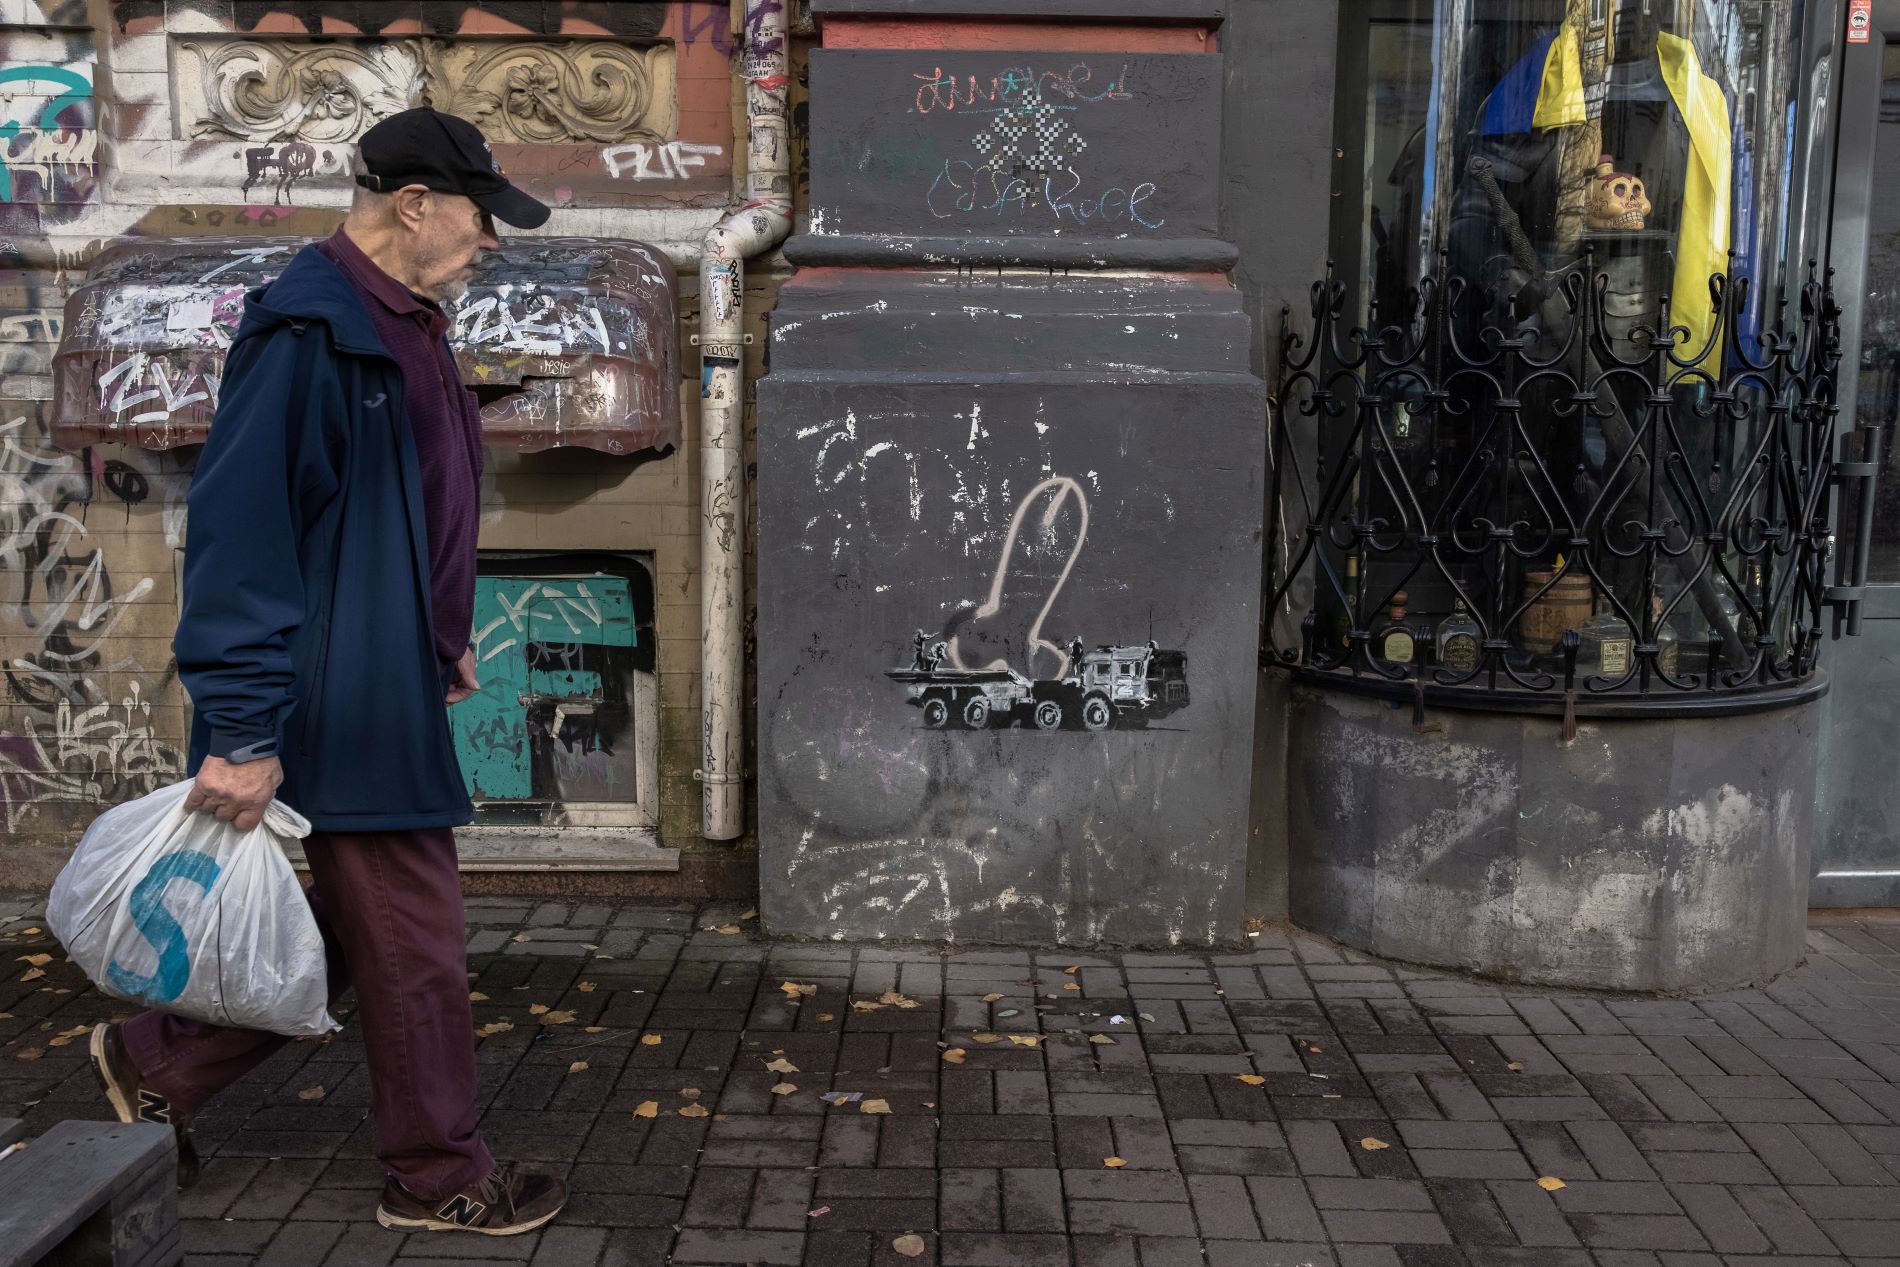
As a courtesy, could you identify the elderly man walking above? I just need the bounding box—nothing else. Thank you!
[85,108,567,1236]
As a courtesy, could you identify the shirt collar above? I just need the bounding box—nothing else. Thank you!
[325,227,442,324]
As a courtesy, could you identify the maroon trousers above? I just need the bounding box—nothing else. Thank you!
[122,827,493,1200]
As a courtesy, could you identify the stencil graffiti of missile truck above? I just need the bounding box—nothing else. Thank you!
[886,633,1190,731]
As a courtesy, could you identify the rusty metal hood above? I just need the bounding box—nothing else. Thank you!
[52,235,679,456]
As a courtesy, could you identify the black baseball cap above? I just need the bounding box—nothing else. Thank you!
[355,107,550,230]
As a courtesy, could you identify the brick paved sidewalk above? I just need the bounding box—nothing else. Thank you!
[2,898,1898,1267]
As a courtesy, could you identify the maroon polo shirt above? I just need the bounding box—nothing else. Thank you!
[317,228,484,673]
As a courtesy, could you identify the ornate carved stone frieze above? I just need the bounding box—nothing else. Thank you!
[179,40,423,143]
[175,38,678,147]
[424,42,677,145]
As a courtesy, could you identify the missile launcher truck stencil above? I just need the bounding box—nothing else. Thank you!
[886,632,1190,731]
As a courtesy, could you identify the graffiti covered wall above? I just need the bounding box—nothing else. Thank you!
[0,0,792,886]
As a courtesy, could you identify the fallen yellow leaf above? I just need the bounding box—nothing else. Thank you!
[46,1025,88,1048]
[640,1034,663,1046]
[781,982,818,997]
[19,929,40,936]
[1063,983,1081,991]
[298,1086,327,1101]
[1104,1156,1127,1167]
[892,1234,925,1258]
[851,1000,883,1012]
[469,991,489,1001]
[711,925,741,935]
[981,992,1004,1003]
[476,1021,514,1037]
[765,1057,799,1074]
[18,954,51,966]
[1007,1034,1041,1047]
[817,1014,835,1022]
[568,1061,589,1074]
[879,990,914,1007]
[19,969,42,983]
[16,1047,42,1061]
[540,1010,576,1026]
[512,934,530,943]
[1236,1074,1266,1086]
[971,1032,1001,1043]
[584,1026,605,1034]
[681,1088,701,1100]
[1088,1034,1115,1045]
[771,1082,797,1096]
[530,1003,550,1015]
[633,1101,658,1118]
[740,909,758,920]
[1537,1176,1566,1192]
[942,1048,966,1065]
[1507,1062,1524,1071]
[578,982,597,993]
[678,1104,710,1118]
[860,1098,892,1114]
[1360,1137,1390,1150]
[1309,1046,1322,1053]
[1064,965,1079,974]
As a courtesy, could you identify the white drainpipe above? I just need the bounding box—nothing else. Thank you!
[700,0,792,840]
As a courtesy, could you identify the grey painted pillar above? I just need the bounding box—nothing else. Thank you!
[756,1,1267,945]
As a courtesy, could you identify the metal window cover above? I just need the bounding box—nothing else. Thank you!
[51,235,679,456]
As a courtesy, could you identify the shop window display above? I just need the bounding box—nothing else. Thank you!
[1269,0,1843,709]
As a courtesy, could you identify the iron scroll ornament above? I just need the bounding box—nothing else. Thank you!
[1263,249,1862,717]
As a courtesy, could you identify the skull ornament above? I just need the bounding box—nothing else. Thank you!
[1586,155,1652,231]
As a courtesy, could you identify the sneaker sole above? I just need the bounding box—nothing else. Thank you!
[89,1025,138,1125]
[375,1204,563,1236]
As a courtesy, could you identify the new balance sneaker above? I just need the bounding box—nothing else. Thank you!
[376,1162,567,1236]
[88,1021,202,1189]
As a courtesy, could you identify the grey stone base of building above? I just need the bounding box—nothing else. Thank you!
[1286,685,1818,993]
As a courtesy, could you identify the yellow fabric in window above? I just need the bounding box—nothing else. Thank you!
[1533,25,1589,131]
[1657,30,1732,367]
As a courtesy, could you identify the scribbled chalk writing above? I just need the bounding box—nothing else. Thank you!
[913,63,1134,114]
[927,161,1165,228]
[601,140,724,181]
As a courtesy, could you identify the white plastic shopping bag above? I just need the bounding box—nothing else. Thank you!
[47,779,338,1037]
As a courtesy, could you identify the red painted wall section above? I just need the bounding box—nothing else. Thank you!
[822,19,1218,53]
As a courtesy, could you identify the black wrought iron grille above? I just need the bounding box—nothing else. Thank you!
[1264,253,1845,716]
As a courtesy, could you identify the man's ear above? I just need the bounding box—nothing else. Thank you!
[393,185,432,231]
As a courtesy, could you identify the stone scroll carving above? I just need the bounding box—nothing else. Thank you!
[180,40,423,143]
[425,43,677,145]
[177,38,677,147]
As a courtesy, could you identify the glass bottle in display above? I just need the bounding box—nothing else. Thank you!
[1375,591,1417,666]
[1580,598,1633,679]
[1437,598,1481,671]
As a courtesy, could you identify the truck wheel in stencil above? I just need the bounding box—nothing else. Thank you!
[1081,694,1113,732]
[1033,698,1065,731]
[962,696,992,729]
[922,697,950,729]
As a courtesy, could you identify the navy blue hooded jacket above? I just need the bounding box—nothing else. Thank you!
[174,244,473,831]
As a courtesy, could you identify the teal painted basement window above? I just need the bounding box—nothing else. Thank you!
[453,555,658,826]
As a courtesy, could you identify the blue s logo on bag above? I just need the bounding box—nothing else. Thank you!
[105,850,222,1003]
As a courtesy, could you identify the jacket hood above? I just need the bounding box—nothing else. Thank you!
[234,243,393,360]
